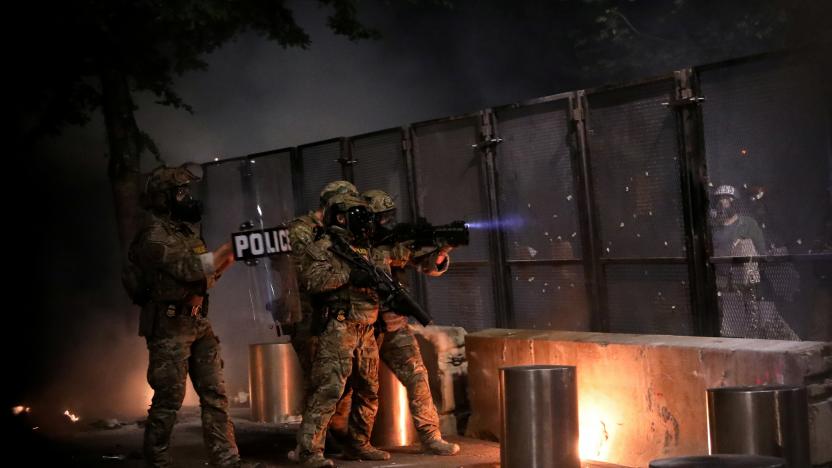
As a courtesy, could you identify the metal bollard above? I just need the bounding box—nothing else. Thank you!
[500,365,579,468]
[371,360,419,447]
[248,338,304,423]
[707,385,810,468]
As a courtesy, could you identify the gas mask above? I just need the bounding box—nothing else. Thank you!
[373,209,397,241]
[344,205,375,247]
[169,185,203,223]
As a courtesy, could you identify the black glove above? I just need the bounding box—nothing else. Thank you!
[349,268,375,288]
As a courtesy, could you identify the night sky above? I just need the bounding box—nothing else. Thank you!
[7,0,829,426]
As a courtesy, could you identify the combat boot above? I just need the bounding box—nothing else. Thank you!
[341,444,391,461]
[423,437,460,456]
[300,453,336,467]
[287,445,300,462]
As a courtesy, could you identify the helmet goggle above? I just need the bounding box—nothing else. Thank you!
[374,209,397,228]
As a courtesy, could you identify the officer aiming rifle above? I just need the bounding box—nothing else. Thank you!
[328,231,433,326]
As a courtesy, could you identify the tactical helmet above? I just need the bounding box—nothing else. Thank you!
[325,193,368,221]
[362,189,397,233]
[319,180,359,208]
[143,163,203,220]
[713,184,737,199]
[362,189,396,214]
[145,164,201,194]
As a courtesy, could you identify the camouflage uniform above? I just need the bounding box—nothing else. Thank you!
[288,181,359,379]
[288,211,324,379]
[129,166,239,467]
[296,196,387,464]
[287,182,359,448]
[362,189,460,455]
[372,243,449,444]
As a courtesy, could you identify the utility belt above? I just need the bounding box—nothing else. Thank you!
[139,295,208,337]
[311,302,347,335]
[160,295,208,318]
[310,295,361,335]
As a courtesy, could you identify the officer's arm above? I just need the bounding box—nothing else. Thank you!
[387,241,413,268]
[410,243,451,277]
[141,227,214,283]
[300,239,351,293]
[288,220,315,263]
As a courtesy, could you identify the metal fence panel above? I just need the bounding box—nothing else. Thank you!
[495,100,582,261]
[714,259,832,341]
[412,117,496,329]
[585,79,694,335]
[509,263,590,331]
[587,80,687,259]
[351,130,412,222]
[700,53,832,340]
[423,265,496,330]
[298,141,343,213]
[493,98,591,331]
[205,50,830,341]
[605,264,694,335]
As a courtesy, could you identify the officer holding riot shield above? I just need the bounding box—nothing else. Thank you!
[125,164,252,468]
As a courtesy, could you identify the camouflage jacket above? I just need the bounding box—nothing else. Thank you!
[372,243,450,277]
[130,214,214,303]
[288,211,323,278]
[372,242,450,331]
[129,214,217,336]
[287,211,324,325]
[300,228,380,325]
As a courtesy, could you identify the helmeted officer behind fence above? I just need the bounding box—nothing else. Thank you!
[126,164,247,468]
[296,193,388,467]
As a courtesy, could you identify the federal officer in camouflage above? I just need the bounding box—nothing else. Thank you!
[286,181,359,461]
[363,189,460,456]
[296,194,389,467]
[287,180,359,381]
[127,164,245,467]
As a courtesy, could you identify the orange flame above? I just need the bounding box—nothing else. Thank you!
[579,398,617,462]
[11,406,31,415]
[64,410,80,423]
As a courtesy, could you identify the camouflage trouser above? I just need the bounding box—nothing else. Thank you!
[380,326,441,443]
[144,311,238,467]
[292,302,352,445]
[297,319,379,459]
[290,308,318,393]
[327,378,353,443]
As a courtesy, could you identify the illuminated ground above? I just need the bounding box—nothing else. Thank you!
[10,406,499,467]
[10,406,629,467]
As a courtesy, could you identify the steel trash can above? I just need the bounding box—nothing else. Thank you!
[499,365,579,468]
[707,385,810,467]
[249,337,304,423]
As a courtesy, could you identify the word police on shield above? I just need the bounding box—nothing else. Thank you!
[231,227,292,261]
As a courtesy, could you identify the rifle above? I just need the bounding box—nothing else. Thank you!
[328,233,433,326]
[376,217,469,250]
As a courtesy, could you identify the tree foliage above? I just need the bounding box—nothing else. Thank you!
[12,0,388,148]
